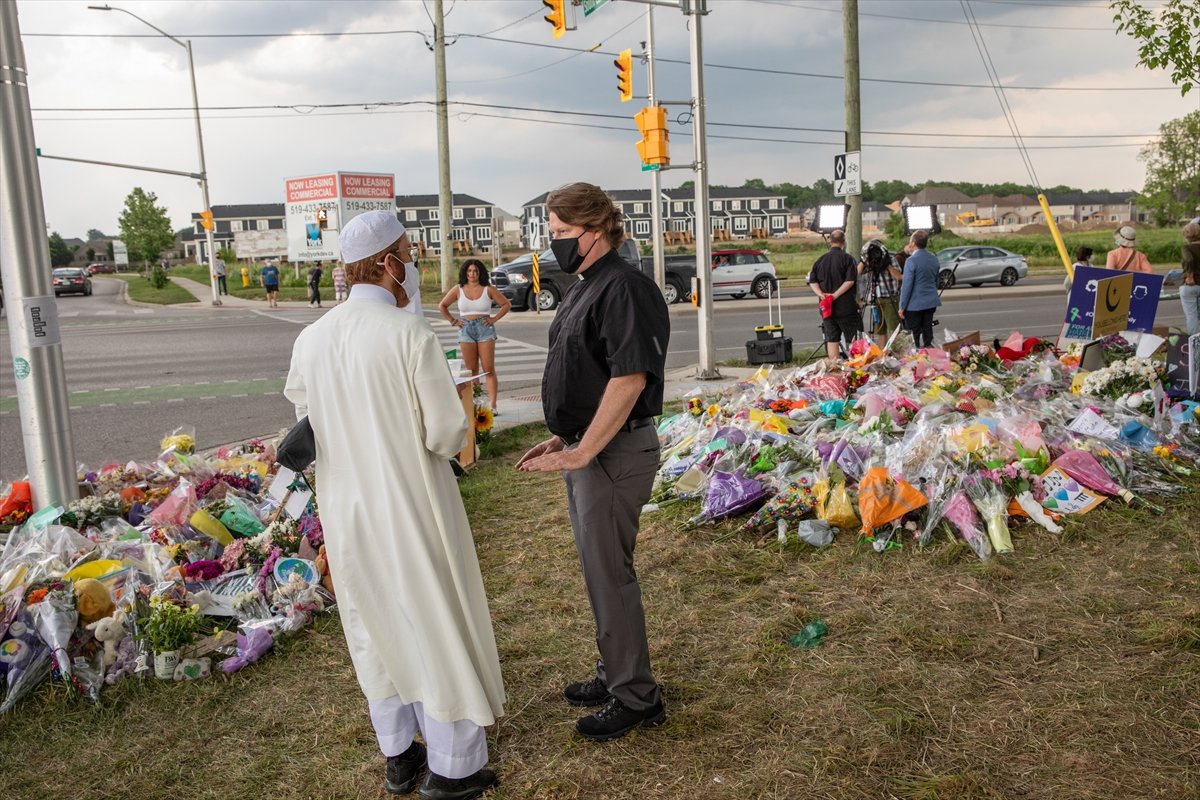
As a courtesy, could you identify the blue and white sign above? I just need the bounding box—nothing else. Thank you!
[1063,265,1163,340]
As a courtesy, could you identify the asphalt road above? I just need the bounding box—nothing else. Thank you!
[0,276,1186,481]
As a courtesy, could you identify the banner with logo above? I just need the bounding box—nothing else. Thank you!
[1063,265,1163,340]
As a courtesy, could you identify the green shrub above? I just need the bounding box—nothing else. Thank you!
[149,265,169,289]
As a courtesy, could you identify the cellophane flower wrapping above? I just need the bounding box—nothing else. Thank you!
[965,477,1013,554]
[943,491,992,560]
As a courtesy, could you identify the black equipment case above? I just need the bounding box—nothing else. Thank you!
[745,280,792,364]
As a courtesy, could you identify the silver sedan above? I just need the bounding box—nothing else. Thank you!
[934,246,1029,289]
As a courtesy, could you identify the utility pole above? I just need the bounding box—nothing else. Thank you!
[687,0,718,379]
[433,0,454,293]
[843,0,862,258]
[0,0,79,508]
[645,7,665,294]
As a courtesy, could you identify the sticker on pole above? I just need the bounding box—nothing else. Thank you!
[21,297,62,348]
[13,357,31,380]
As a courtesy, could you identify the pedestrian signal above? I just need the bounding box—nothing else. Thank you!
[543,0,566,39]
[635,106,669,167]
[199,210,215,231]
[615,49,633,103]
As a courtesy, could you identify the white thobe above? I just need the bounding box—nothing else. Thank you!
[284,282,505,728]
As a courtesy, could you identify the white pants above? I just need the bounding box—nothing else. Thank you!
[368,696,488,780]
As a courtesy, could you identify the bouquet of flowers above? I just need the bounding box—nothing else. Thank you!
[964,475,1013,554]
[950,344,1002,375]
[61,492,123,530]
[942,490,992,560]
[474,404,494,445]
[138,594,204,654]
[1079,356,1165,402]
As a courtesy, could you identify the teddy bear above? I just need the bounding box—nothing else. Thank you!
[74,578,115,624]
[86,608,127,667]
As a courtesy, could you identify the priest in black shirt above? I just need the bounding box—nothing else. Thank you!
[517,182,670,742]
[807,228,861,361]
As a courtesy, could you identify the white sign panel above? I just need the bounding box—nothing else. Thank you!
[285,172,395,263]
[112,239,129,266]
[834,151,862,197]
[21,296,62,348]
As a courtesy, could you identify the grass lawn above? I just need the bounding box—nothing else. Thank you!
[101,274,195,305]
[2,423,1197,799]
[171,262,453,304]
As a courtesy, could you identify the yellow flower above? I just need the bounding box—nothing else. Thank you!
[474,404,494,433]
[706,404,721,417]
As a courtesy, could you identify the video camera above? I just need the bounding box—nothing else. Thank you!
[861,239,890,277]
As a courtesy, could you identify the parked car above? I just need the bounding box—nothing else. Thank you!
[638,248,778,304]
[933,246,1028,289]
[493,239,640,311]
[52,267,92,296]
[86,263,116,275]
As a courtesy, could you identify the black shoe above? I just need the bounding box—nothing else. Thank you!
[386,740,427,794]
[576,696,667,742]
[417,768,498,800]
[563,675,611,707]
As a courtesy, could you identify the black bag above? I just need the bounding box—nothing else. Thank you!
[276,416,316,472]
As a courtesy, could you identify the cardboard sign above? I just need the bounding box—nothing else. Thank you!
[1164,333,1199,396]
[1063,266,1163,340]
[1040,466,1105,515]
[1092,272,1133,337]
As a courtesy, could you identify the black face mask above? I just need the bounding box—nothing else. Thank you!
[551,232,600,274]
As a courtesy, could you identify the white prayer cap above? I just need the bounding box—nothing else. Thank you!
[339,210,406,264]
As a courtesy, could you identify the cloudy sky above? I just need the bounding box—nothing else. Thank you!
[14,0,1199,239]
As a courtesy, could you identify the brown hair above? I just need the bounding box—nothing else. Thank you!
[911,230,929,249]
[546,182,625,248]
[1184,222,1200,242]
[344,237,402,286]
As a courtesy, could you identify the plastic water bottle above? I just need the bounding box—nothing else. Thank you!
[788,619,829,649]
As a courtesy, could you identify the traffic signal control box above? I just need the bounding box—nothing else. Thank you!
[635,106,669,167]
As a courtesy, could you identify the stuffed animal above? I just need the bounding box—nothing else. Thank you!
[104,636,138,685]
[74,578,115,624]
[315,544,335,597]
[86,608,127,667]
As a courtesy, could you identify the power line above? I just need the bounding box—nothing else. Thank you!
[741,0,1118,30]
[26,100,1162,139]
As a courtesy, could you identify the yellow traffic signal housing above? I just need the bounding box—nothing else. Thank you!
[543,0,566,39]
[199,210,215,231]
[635,106,669,167]
[615,48,633,103]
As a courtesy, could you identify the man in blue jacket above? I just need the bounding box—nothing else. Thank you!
[897,230,941,347]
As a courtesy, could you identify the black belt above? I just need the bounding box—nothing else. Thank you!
[563,416,654,445]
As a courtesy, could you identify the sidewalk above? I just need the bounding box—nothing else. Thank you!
[169,276,319,310]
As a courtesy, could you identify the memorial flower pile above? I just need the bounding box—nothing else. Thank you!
[651,331,1199,555]
[0,430,333,710]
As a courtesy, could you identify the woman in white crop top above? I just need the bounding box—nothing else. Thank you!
[438,259,512,414]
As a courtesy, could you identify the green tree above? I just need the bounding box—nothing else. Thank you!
[1111,0,1200,95]
[884,212,907,243]
[1138,110,1200,225]
[85,247,96,262]
[48,231,74,267]
[118,187,175,267]
[85,228,106,241]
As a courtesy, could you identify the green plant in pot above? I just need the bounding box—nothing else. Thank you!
[139,595,204,678]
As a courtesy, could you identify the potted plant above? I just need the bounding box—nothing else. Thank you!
[139,595,204,679]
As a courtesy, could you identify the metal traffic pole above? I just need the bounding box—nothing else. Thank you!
[433,0,455,293]
[645,6,666,295]
[685,0,719,379]
[0,0,80,508]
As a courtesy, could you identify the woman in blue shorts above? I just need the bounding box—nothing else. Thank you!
[438,259,511,414]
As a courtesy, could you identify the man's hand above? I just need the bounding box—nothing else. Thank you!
[516,436,566,470]
[898,308,906,320]
[517,446,595,473]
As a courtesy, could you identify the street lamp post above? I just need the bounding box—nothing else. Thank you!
[89,4,220,305]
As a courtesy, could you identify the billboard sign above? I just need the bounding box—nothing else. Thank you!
[285,172,394,263]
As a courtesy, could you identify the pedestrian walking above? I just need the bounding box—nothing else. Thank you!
[332,262,348,303]
[437,259,511,414]
[284,210,504,799]
[806,229,860,361]
[898,230,941,348]
[260,260,280,308]
[516,182,670,742]
[213,256,228,295]
[1180,221,1200,336]
[308,261,324,308]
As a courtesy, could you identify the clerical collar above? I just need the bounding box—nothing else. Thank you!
[348,283,397,306]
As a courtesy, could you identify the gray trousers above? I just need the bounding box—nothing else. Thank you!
[563,425,662,711]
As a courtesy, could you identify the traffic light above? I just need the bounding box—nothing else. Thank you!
[615,48,633,103]
[635,106,669,167]
[199,210,214,231]
[543,0,566,39]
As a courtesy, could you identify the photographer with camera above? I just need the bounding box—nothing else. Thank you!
[857,239,903,346]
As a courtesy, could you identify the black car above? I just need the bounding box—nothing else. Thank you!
[493,240,641,311]
[52,268,92,296]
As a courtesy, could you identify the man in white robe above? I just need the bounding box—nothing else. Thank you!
[284,210,504,799]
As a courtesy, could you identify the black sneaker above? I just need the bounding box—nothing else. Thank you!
[385,740,427,794]
[576,696,667,742]
[563,675,611,707]
[417,768,499,800]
